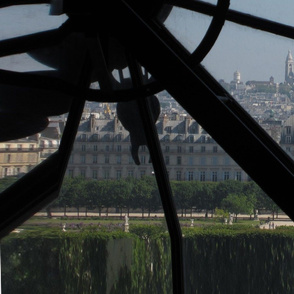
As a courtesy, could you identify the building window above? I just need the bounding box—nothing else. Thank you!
[286,126,291,135]
[128,170,134,177]
[176,135,183,142]
[212,171,218,182]
[116,170,122,179]
[92,134,98,141]
[188,136,194,143]
[188,157,193,166]
[213,146,218,153]
[140,155,146,164]
[117,155,121,164]
[201,146,206,153]
[92,170,98,179]
[165,145,170,152]
[29,144,34,150]
[116,134,122,142]
[93,155,98,163]
[188,171,194,181]
[6,154,11,163]
[223,171,230,180]
[177,156,182,165]
[212,157,218,165]
[166,126,172,133]
[165,156,170,165]
[224,156,230,165]
[104,170,110,179]
[105,145,110,152]
[189,146,194,153]
[80,155,86,164]
[286,136,291,143]
[5,144,10,150]
[176,171,182,181]
[69,155,73,164]
[200,157,206,165]
[128,156,133,164]
[164,135,170,142]
[17,144,22,150]
[117,145,121,152]
[200,171,206,181]
[105,155,109,164]
[93,145,98,151]
[81,145,86,151]
[177,146,182,153]
[80,169,86,178]
[235,171,242,181]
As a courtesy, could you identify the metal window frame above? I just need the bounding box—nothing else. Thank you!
[0,1,294,294]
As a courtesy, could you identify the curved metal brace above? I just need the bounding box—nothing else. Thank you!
[189,0,230,64]
[0,69,164,103]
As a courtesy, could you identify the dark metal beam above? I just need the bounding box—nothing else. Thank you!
[0,69,163,102]
[128,55,185,294]
[0,19,71,58]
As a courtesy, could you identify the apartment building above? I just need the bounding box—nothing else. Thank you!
[67,113,248,182]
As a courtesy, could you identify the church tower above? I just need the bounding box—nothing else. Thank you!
[285,50,294,84]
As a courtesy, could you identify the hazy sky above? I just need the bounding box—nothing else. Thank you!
[1,2,294,84]
[165,0,294,83]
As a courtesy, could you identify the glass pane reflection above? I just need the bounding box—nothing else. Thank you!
[230,0,294,27]
[163,6,212,53]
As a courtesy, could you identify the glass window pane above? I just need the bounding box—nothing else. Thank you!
[0,5,67,40]
[230,0,294,27]
[162,7,212,53]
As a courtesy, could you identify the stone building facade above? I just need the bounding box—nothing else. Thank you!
[0,121,61,178]
[67,113,249,182]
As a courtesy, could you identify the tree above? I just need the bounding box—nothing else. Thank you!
[171,181,194,217]
[256,188,280,219]
[221,193,254,221]
[69,177,86,217]
[58,177,74,216]
[84,180,103,216]
[131,177,153,218]
[198,182,217,218]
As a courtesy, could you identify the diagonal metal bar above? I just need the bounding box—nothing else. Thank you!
[127,54,185,294]
[0,0,49,8]
[0,19,72,58]
[100,0,294,220]
[169,0,294,40]
[0,54,91,239]
[0,69,163,101]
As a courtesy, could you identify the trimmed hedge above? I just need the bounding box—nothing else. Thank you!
[2,226,294,293]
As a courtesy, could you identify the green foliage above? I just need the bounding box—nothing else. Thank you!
[129,224,167,240]
[182,226,294,293]
[221,193,254,220]
[214,208,229,222]
[2,228,172,293]
[4,227,294,293]
[0,176,18,192]
[54,178,279,221]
